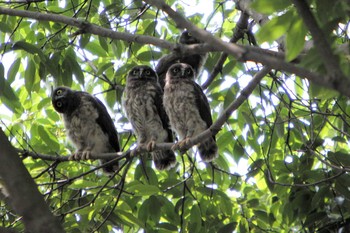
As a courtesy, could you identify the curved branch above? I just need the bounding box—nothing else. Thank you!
[18,68,269,162]
[202,11,250,89]
[190,66,271,146]
[0,129,64,233]
[1,6,348,96]
[0,6,173,50]
[143,0,350,97]
[292,0,345,81]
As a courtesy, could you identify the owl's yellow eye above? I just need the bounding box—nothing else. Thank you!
[145,70,151,75]
[132,69,139,76]
[187,32,192,37]
[56,89,63,95]
[56,101,62,108]
[186,69,192,75]
[173,68,179,73]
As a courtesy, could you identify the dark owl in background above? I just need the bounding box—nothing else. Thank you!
[156,30,208,89]
[122,65,176,170]
[52,86,120,173]
[163,63,218,162]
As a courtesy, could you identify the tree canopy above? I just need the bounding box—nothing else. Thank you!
[0,0,350,232]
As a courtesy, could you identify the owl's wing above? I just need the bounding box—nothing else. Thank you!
[154,85,174,142]
[193,82,213,128]
[87,94,120,152]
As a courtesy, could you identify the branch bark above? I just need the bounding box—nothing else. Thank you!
[142,0,350,97]
[190,66,271,146]
[291,0,346,82]
[0,129,65,233]
[18,67,270,162]
[0,6,349,97]
[202,11,250,89]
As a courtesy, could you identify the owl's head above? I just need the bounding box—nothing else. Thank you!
[52,86,79,114]
[127,65,158,82]
[179,31,201,44]
[166,63,195,80]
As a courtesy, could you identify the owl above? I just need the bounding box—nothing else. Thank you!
[52,86,120,173]
[122,65,176,170]
[163,63,218,162]
[156,30,208,89]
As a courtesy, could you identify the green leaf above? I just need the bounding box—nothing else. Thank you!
[37,125,60,152]
[7,58,21,83]
[218,222,237,233]
[12,41,46,62]
[188,205,202,233]
[117,210,144,228]
[251,0,291,14]
[79,33,91,48]
[25,59,36,93]
[239,218,249,233]
[0,22,12,33]
[137,51,152,61]
[0,74,22,113]
[69,179,98,189]
[62,56,73,87]
[97,62,114,76]
[256,10,293,43]
[128,183,160,196]
[233,141,245,162]
[0,62,4,90]
[286,18,307,61]
[275,116,285,138]
[85,40,108,57]
[98,35,109,53]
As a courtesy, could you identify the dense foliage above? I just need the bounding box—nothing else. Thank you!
[0,0,350,232]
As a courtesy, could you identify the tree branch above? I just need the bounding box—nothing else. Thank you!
[233,0,269,25]
[18,68,269,162]
[190,66,271,146]
[1,6,349,96]
[0,129,64,233]
[143,0,350,97]
[291,0,345,82]
[0,6,174,50]
[202,11,250,89]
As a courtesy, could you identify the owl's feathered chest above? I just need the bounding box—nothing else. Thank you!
[163,80,197,112]
[62,97,109,152]
[123,81,166,139]
[164,80,207,138]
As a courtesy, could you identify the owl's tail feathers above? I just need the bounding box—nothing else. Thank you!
[101,159,119,174]
[152,150,177,170]
[198,137,218,162]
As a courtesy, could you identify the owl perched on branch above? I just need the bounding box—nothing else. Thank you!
[122,65,176,170]
[163,63,218,162]
[52,86,120,173]
[156,30,208,89]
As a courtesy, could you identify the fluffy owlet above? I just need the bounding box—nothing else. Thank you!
[163,63,218,162]
[52,86,120,173]
[122,65,176,170]
[156,30,208,89]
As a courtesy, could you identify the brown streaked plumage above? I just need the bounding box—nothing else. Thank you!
[52,86,120,173]
[122,65,176,170]
[163,63,218,162]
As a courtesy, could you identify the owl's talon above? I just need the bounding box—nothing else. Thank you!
[81,151,91,160]
[147,140,156,152]
[178,137,191,149]
[69,150,91,160]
